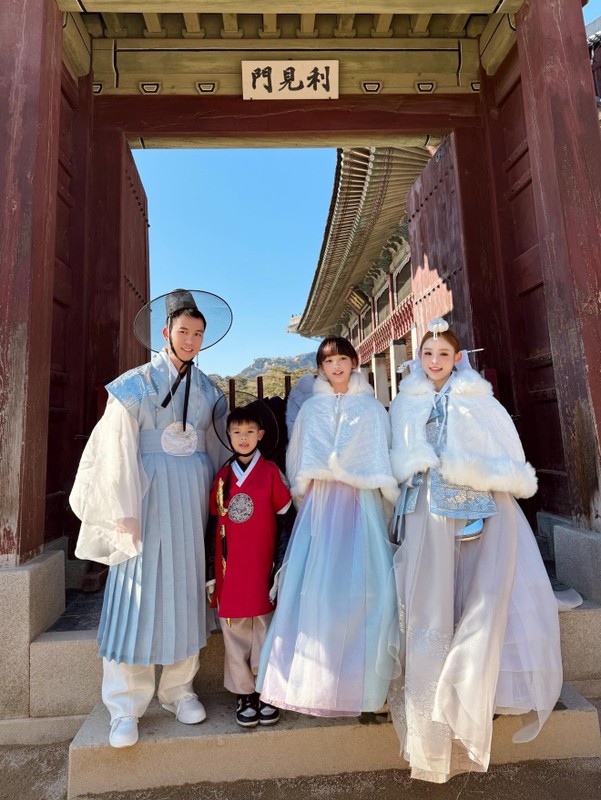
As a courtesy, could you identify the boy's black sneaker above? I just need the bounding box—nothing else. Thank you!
[258,698,280,726]
[236,694,259,727]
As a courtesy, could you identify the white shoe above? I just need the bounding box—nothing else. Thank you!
[162,694,206,724]
[109,716,139,748]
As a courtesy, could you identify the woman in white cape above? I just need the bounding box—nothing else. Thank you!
[387,320,562,783]
[256,336,400,716]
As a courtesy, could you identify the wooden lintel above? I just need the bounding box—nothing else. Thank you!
[480,14,516,76]
[55,3,526,13]
[409,14,432,37]
[335,14,356,38]
[62,12,92,77]
[372,14,393,38]
[105,36,466,53]
[94,93,481,139]
[221,12,243,39]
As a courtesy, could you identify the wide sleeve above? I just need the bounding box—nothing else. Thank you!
[70,397,149,565]
[442,393,538,498]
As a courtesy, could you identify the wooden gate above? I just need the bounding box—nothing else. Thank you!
[482,49,569,517]
[406,101,568,519]
[45,66,92,546]
[46,75,149,550]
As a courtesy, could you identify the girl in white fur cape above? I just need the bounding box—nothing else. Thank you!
[387,322,562,784]
[256,337,400,717]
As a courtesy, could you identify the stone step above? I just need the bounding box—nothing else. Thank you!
[31,601,601,722]
[29,629,226,718]
[67,684,601,799]
[559,600,601,696]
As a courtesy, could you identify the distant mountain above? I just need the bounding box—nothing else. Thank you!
[236,352,316,380]
[207,352,317,398]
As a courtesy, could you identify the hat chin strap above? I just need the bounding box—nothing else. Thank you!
[161,321,195,430]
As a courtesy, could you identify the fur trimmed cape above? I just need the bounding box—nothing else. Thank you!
[286,371,400,506]
[389,366,537,499]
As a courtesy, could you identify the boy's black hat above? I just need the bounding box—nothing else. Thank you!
[213,393,280,460]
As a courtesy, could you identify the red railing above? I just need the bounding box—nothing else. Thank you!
[356,294,414,365]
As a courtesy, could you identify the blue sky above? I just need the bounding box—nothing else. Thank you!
[133,148,336,376]
[134,3,599,376]
[585,0,601,24]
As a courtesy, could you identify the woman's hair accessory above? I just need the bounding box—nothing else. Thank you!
[134,288,233,353]
[396,358,420,374]
[427,317,449,339]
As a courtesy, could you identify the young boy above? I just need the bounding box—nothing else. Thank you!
[206,405,295,727]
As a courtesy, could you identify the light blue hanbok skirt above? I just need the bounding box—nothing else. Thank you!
[98,449,212,666]
[257,480,398,716]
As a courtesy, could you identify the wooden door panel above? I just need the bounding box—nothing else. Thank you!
[483,51,570,516]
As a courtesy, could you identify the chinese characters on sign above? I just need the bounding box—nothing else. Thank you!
[242,61,339,100]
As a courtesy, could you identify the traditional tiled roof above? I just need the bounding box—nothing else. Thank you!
[295,145,431,338]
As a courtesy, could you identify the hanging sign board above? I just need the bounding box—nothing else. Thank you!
[242,61,339,100]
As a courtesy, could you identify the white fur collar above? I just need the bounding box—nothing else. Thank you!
[398,365,492,398]
[313,370,374,397]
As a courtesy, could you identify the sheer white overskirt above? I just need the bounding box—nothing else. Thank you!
[388,479,562,783]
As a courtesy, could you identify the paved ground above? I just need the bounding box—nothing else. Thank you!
[2,699,601,800]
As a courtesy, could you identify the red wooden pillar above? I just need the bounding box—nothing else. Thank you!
[0,0,63,565]
[516,0,601,530]
[85,127,149,433]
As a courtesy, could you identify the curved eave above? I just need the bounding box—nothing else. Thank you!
[296,145,431,338]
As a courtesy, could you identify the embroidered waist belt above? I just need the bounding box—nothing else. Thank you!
[139,429,206,454]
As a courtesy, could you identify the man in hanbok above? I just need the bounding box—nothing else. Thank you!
[70,289,231,747]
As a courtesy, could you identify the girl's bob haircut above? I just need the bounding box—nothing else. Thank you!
[316,336,359,367]
[419,328,462,354]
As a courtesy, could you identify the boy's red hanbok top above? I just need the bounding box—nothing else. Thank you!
[209,453,291,619]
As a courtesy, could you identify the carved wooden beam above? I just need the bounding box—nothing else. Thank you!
[259,13,280,39]
[143,12,166,38]
[101,12,126,37]
[182,13,205,39]
[444,13,470,35]
[334,14,356,38]
[409,14,432,38]
[221,12,243,39]
[297,13,318,39]
[371,14,393,38]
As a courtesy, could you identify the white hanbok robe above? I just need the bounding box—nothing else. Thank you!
[70,350,227,666]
